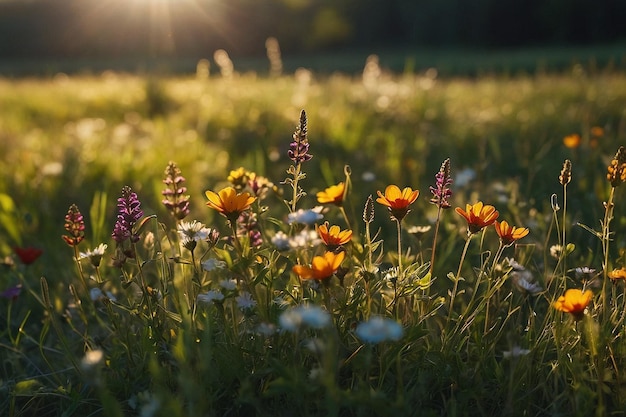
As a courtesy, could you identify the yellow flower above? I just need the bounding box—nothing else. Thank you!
[205,186,256,221]
[455,202,499,234]
[553,288,593,321]
[227,167,251,190]
[494,220,529,246]
[316,182,346,206]
[609,267,626,282]
[317,222,352,249]
[563,133,581,149]
[292,251,345,281]
[376,185,419,221]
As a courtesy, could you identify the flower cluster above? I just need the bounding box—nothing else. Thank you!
[62,204,85,247]
[607,146,626,187]
[430,158,453,209]
[162,161,191,221]
[287,110,312,164]
[112,186,144,244]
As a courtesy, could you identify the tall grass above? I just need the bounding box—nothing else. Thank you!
[1,62,626,416]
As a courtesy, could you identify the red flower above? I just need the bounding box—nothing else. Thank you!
[14,247,43,265]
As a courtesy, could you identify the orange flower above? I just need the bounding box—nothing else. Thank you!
[609,267,626,282]
[455,202,499,234]
[376,185,419,221]
[317,182,346,206]
[205,186,256,221]
[563,133,581,149]
[553,288,593,321]
[317,222,352,249]
[590,126,604,137]
[494,220,529,246]
[292,251,345,281]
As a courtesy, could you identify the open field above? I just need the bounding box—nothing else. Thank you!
[1,56,626,416]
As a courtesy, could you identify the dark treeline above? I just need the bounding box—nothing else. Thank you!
[1,0,625,60]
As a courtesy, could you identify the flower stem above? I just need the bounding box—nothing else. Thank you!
[448,233,473,322]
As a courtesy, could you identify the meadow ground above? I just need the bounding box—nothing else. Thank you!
[1,52,626,416]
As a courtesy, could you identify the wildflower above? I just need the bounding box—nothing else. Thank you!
[79,243,108,267]
[237,211,263,247]
[376,185,419,221]
[256,322,276,337]
[177,220,214,251]
[90,287,116,302]
[0,284,22,300]
[162,161,190,221]
[14,247,43,265]
[455,167,476,187]
[507,260,542,295]
[236,291,257,310]
[355,316,404,344]
[317,222,352,250]
[197,290,225,306]
[205,186,256,222]
[81,349,104,372]
[201,258,226,272]
[219,279,237,290]
[553,288,593,321]
[455,201,499,234]
[607,146,626,187]
[408,225,432,238]
[62,204,85,247]
[559,159,572,186]
[316,182,345,206]
[609,267,626,282]
[287,207,323,225]
[590,126,604,137]
[289,229,321,249]
[494,220,529,246]
[502,346,531,359]
[430,158,453,209]
[549,244,563,259]
[248,172,275,199]
[292,251,345,281]
[271,231,291,251]
[563,133,581,149]
[279,304,331,332]
[288,110,312,164]
[112,186,144,244]
[227,167,251,190]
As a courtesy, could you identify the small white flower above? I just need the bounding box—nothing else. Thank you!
[90,287,117,302]
[503,346,531,359]
[355,316,404,344]
[202,258,226,272]
[219,279,237,290]
[197,290,224,306]
[178,220,214,248]
[304,338,326,355]
[79,243,108,267]
[287,207,324,225]
[511,269,542,295]
[256,322,276,337]
[575,267,596,279]
[279,305,331,332]
[271,231,291,251]
[236,291,257,310]
[549,244,563,259]
[289,229,321,249]
[81,349,104,371]
[455,167,476,188]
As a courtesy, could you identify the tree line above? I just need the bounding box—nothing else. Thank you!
[1,0,624,60]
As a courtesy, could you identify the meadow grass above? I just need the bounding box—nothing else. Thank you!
[1,61,626,416]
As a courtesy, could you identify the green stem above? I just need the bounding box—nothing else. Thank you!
[448,233,473,322]
[601,186,616,323]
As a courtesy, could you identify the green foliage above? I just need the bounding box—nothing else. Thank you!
[1,65,626,417]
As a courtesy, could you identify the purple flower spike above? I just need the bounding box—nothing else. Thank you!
[430,158,453,209]
[288,110,312,164]
[112,186,144,244]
